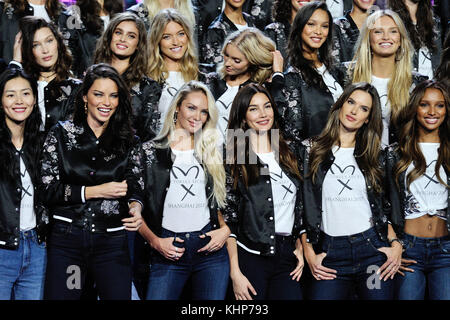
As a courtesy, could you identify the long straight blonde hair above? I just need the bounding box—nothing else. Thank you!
[351,9,413,127]
[154,80,226,208]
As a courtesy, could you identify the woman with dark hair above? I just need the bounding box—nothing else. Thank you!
[224,83,304,300]
[278,1,345,148]
[11,16,80,133]
[301,82,402,300]
[386,80,450,300]
[58,0,123,78]
[388,0,442,80]
[0,0,65,63]
[94,12,161,142]
[264,0,311,60]
[0,68,47,300]
[434,31,449,89]
[39,63,143,300]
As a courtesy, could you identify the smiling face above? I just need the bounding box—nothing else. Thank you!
[2,77,35,126]
[301,9,330,52]
[292,0,312,11]
[223,43,250,77]
[159,21,188,63]
[416,88,446,134]
[353,0,375,11]
[338,89,373,132]
[369,15,401,58]
[110,20,139,58]
[226,0,246,10]
[32,27,58,69]
[245,92,274,132]
[83,78,119,127]
[175,90,209,134]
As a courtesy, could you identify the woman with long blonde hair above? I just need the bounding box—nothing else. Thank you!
[138,80,230,300]
[350,9,427,148]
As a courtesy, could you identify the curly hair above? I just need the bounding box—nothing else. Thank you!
[19,16,73,83]
[6,0,64,21]
[94,12,148,87]
[76,0,123,35]
[272,0,294,22]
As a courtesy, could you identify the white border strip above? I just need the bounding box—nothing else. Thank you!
[53,215,73,223]
[107,226,126,232]
[237,240,261,255]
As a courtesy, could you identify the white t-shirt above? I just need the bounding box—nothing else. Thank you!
[216,84,239,143]
[235,23,248,31]
[162,149,210,232]
[256,152,296,235]
[19,154,36,231]
[417,47,433,80]
[322,146,373,236]
[316,64,343,103]
[371,75,390,148]
[37,80,48,131]
[326,0,344,19]
[404,143,448,220]
[29,3,51,22]
[158,72,185,131]
[100,15,110,31]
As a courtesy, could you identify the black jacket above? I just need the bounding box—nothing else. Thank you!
[332,11,359,65]
[222,149,304,256]
[139,141,221,237]
[301,139,390,245]
[264,21,290,61]
[0,136,48,249]
[39,120,143,232]
[385,143,450,239]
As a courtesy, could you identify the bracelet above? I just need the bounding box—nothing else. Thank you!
[389,238,403,247]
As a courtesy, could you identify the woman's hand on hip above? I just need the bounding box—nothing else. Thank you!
[197,224,230,253]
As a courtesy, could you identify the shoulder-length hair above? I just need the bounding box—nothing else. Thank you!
[287,1,334,89]
[19,16,72,82]
[351,9,413,127]
[0,68,42,183]
[394,80,450,189]
[76,0,123,35]
[388,0,436,51]
[218,28,276,84]
[94,12,148,86]
[73,63,133,155]
[226,83,301,189]
[143,0,195,27]
[6,0,63,21]
[154,80,226,208]
[308,82,384,192]
[272,0,294,23]
[147,8,198,84]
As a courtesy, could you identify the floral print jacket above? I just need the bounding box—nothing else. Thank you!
[332,12,360,65]
[264,21,290,61]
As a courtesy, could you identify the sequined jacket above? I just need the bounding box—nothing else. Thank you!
[264,21,290,61]
[332,12,359,65]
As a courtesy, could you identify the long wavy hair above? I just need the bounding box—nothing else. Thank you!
[0,68,42,183]
[435,31,450,88]
[19,16,72,83]
[226,83,302,189]
[147,8,198,84]
[5,0,63,20]
[218,28,276,84]
[76,0,123,35]
[351,10,413,127]
[287,1,334,89]
[142,0,195,27]
[394,80,450,189]
[388,0,436,51]
[73,63,133,156]
[154,80,226,208]
[272,0,294,22]
[94,12,148,87]
[308,82,384,192]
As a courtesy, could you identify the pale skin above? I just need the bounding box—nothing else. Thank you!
[109,21,140,75]
[224,0,246,26]
[227,93,304,300]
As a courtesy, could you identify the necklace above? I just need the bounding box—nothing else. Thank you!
[40,72,56,82]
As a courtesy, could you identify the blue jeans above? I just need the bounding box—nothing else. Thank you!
[309,227,394,300]
[146,223,230,300]
[396,233,450,300]
[44,222,131,300]
[0,229,47,300]
[237,235,303,300]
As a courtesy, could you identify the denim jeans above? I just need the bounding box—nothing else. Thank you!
[309,227,394,300]
[44,222,131,300]
[237,235,303,300]
[146,223,230,300]
[396,233,450,300]
[0,229,47,300]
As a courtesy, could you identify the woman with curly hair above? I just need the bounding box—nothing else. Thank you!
[385,80,450,300]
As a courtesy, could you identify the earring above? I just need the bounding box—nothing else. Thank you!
[174,111,178,124]
[84,102,88,115]
[395,46,405,61]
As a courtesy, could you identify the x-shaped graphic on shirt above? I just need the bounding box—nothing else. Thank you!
[20,168,32,199]
[270,171,294,200]
[167,86,179,97]
[424,160,439,189]
[171,166,200,201]
[330,164,356,195]
[217,99,233,127]
[420,50,432,65]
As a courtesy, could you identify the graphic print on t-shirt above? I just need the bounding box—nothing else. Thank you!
[424,160,439,189]
[20,167,33,200]
[171,165,200,201]
[270,170,294,200]
[420,50,432,65]
[166,86,179,97]
[329,163,356,195]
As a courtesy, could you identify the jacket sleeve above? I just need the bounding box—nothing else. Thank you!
[280,73,304,148]
[202,27,224,65]
[384,145,403,236]
[222,166,240,238]
[125,139,145,208]
[39,125,84,206]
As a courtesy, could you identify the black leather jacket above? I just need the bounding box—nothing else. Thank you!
[0,137,48,249]
[301,139,389,244]
[39,120,143,232]
[139,141,221,237]
[385,143,450,239]
[264,21,290,61]
[222,149,304,256]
